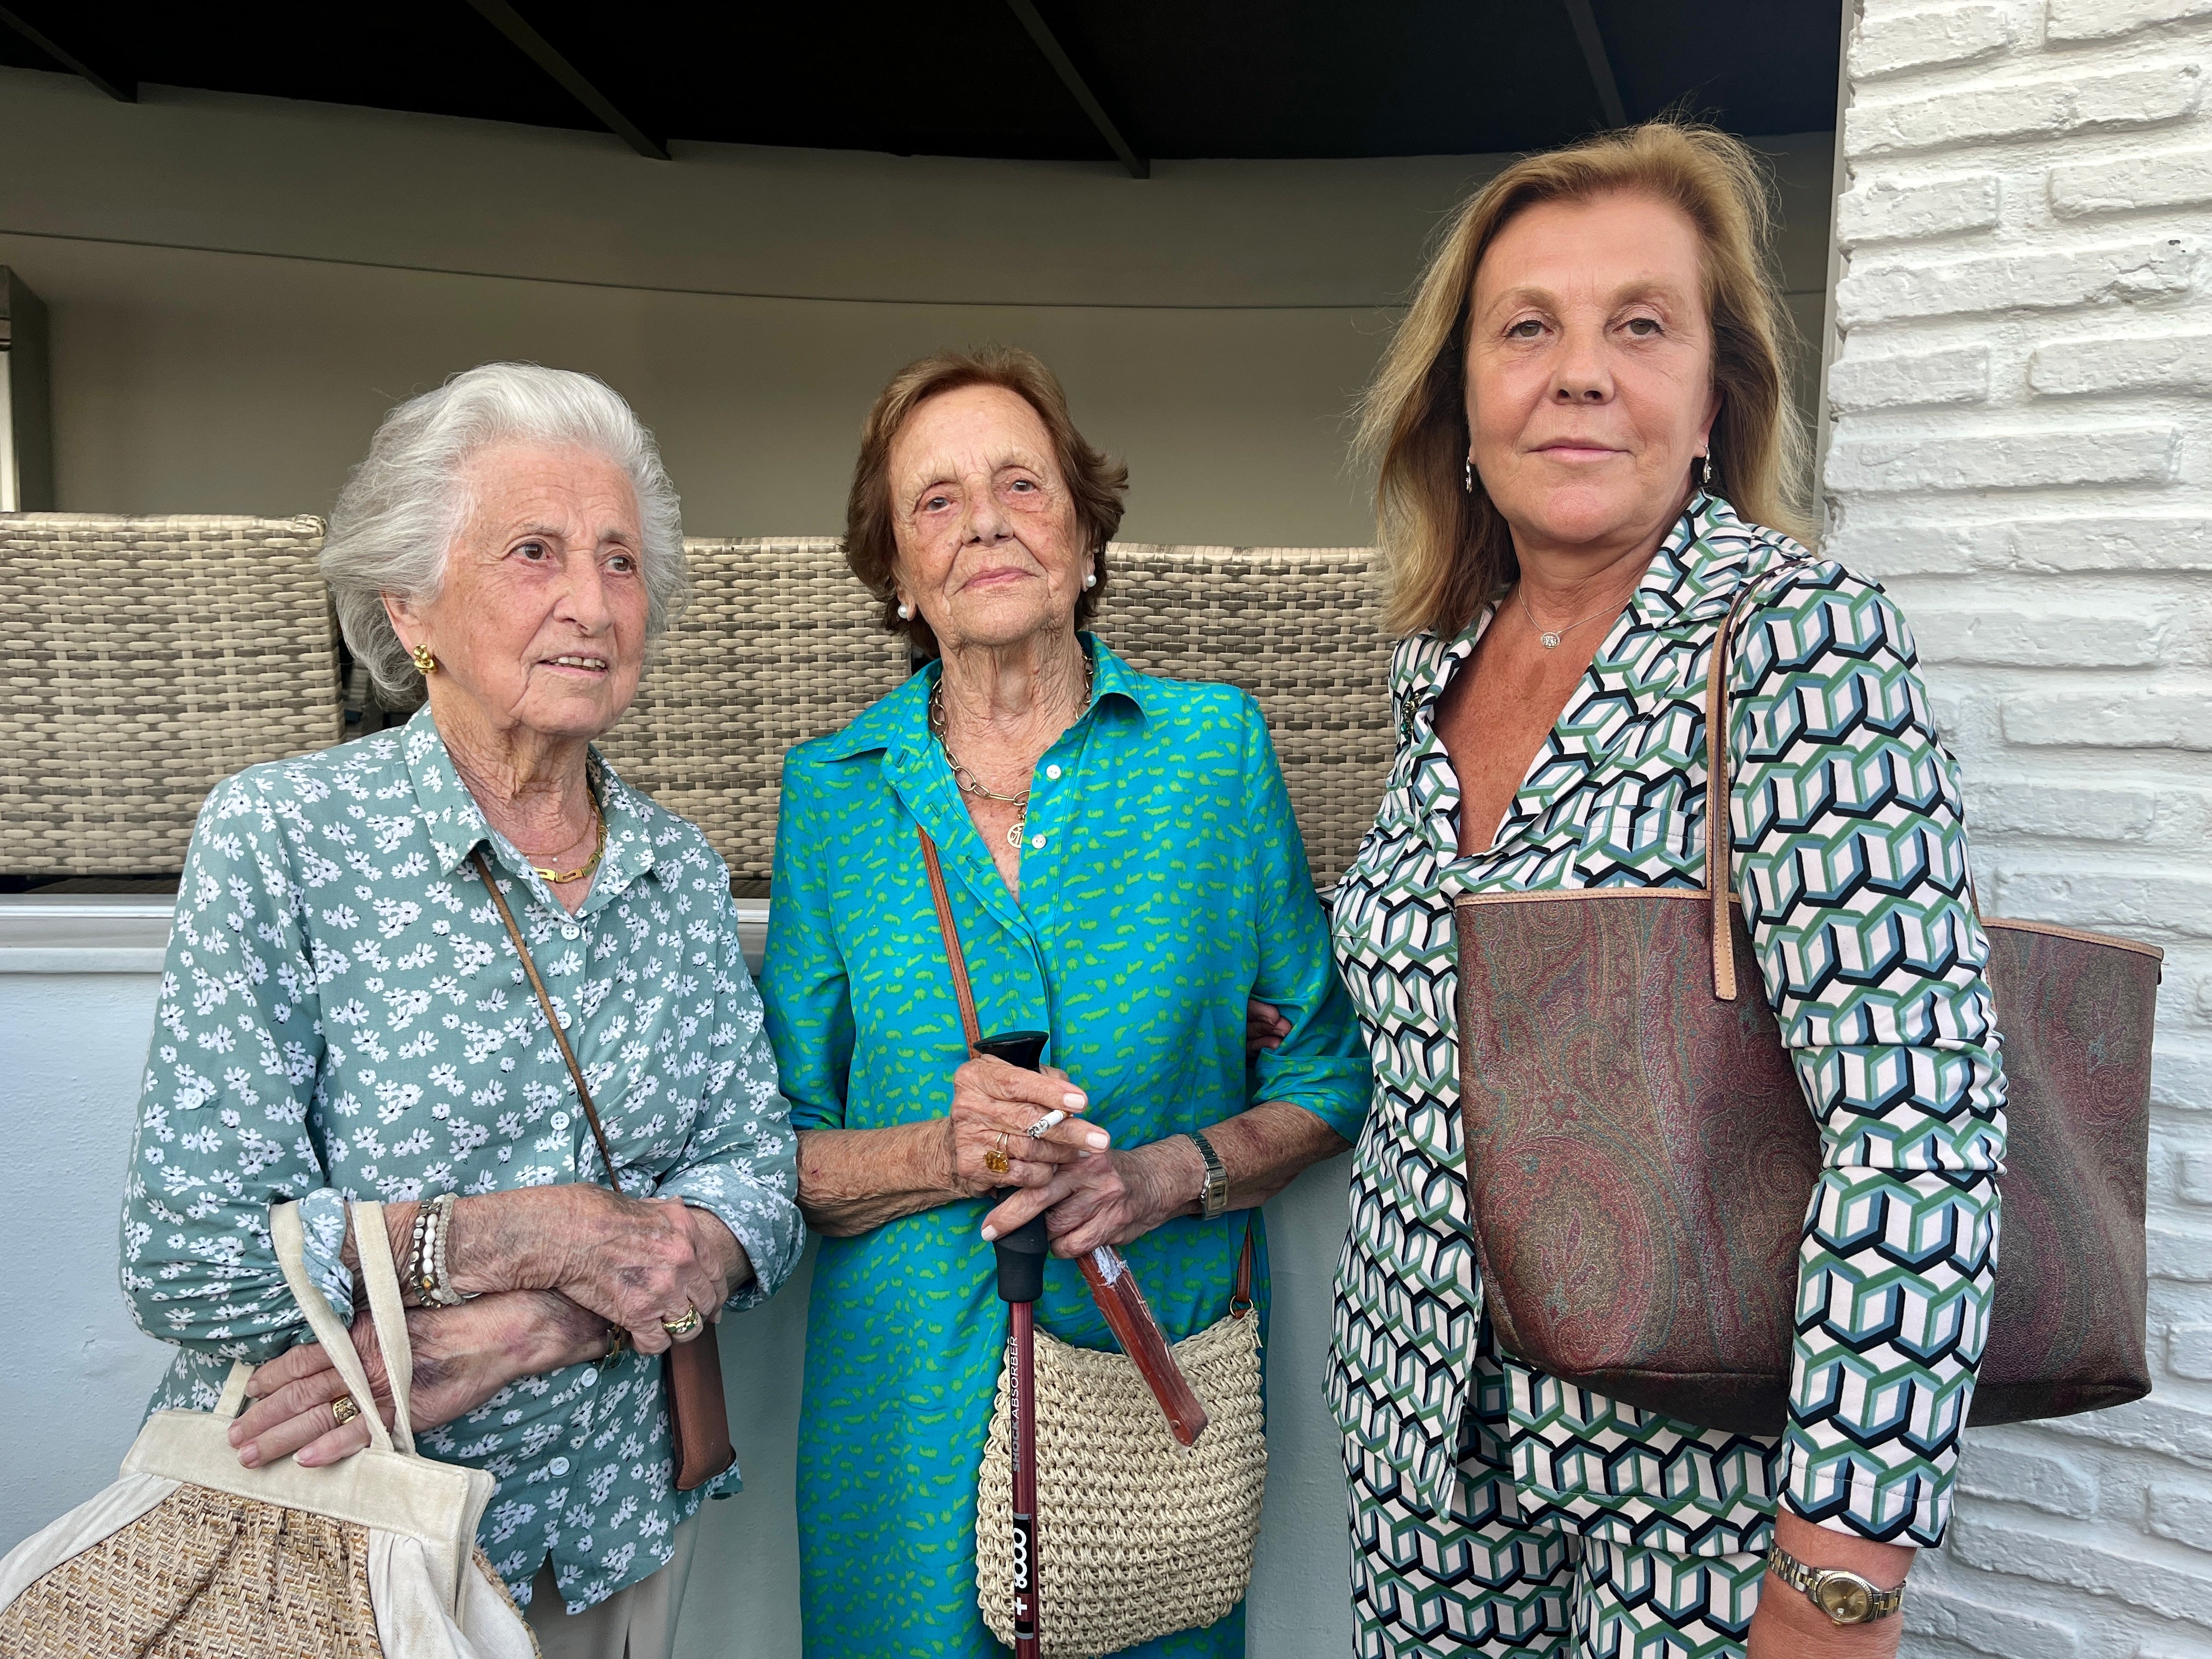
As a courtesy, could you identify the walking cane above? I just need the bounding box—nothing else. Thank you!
[976,1028,1052,1659]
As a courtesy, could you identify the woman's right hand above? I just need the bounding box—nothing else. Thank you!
[945,1056,1109,1197]
[529,1187,746,1356]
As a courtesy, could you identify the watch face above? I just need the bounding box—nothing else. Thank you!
[1814,1575,1875,1624]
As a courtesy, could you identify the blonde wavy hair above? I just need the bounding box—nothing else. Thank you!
[1357,120,1812,639]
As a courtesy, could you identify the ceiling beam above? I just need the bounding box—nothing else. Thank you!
[1003,0,1148,179]
[462,0,669,160]
[1561,0,1628,129]
[0,5,136,102]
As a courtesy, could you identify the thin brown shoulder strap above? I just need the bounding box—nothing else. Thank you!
[917,827,983,1056]
[472,848,622,1187]
[1703,579,1768,1004]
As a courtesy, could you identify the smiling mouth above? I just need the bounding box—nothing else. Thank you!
[544,654,610,672]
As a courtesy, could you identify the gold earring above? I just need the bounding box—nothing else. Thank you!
[411,642,438,675]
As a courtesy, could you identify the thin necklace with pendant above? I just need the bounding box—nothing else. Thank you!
[1519,583,1621,651]
[930,654,1096,851]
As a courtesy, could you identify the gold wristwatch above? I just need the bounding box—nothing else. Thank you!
[1766,1544,1904,1625]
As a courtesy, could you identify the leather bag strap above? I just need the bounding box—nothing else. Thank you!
[1702,578,1769,1003]
[471,847,622,1187]
[915,826,1258,1305]
[917,827,984,1056]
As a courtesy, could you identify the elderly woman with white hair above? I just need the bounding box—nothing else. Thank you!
[116,362,803,1659]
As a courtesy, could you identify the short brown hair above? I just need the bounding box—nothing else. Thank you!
[1357,120,1812,639]
[845,345,1128,655]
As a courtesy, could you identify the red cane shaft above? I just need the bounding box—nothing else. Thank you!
[1009,1299,1041,1657]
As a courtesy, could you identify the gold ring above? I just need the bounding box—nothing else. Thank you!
[983,1134,1012,1177]
[331,1395,360,1429]
[660,1303,703,1340]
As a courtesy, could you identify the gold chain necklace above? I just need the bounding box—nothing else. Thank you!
[518,795,606,885]
[929,655,1096,852]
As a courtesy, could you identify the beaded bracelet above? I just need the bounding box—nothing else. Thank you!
[419,1192,466,1307]
[405,1200,436,1305]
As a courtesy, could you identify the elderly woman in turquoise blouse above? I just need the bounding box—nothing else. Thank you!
[117,363,803,1659]
[762,345,1372,1656]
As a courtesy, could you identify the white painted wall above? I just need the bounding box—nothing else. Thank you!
[1828,1,2212,1653]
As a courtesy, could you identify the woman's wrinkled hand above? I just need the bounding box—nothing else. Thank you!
[945,1056,1110,1199]
[1245,998,1290,1056]
[539,1188,748,1356]
[981,1136,1199,1258]
[227,1289,603,1470]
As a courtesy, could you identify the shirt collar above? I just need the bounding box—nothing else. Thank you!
[821,633,1149,764]
[1405,489,1764,715]
[400,704,666,906]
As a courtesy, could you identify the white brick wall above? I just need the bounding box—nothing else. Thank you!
[1828,2,2212,1654]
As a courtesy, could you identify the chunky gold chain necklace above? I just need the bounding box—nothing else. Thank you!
[929,655,1096,852]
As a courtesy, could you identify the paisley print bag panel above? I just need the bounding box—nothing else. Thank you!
[1451,580,2158,1434]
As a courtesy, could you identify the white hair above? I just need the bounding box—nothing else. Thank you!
[321,363,687,704]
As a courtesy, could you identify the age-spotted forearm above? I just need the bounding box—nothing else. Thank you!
[795,1121,960,1237]
[1185,1099,1349,1214]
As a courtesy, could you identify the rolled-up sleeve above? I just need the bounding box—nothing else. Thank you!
[1238,695,1373,1141]
[119,778,354,1362]
[761,751,857,1135]
[1730,570,2007,1548]
[654,872,805,1310]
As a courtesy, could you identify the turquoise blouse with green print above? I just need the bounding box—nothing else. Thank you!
[763,636,1371,1657]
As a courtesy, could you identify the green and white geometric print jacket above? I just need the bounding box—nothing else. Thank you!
[1326,492,2008,1550]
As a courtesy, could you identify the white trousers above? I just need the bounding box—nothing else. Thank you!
[524,1519,701,1659]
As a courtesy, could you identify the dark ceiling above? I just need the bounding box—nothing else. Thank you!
[0,2,1841,170]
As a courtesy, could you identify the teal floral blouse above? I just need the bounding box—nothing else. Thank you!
[119,707,804,1612]
[762,637,1372,1657]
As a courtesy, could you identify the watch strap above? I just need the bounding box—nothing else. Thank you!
[1188,1128,1229,1220]
[1766,1544,1903,1623]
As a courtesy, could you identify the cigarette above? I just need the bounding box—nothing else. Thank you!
[1025,1109,1067,1138]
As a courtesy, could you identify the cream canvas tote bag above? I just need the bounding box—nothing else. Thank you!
[0,1199,537,1658]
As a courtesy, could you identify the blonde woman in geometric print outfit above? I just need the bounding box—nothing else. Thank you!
[1324,122,2006,1658]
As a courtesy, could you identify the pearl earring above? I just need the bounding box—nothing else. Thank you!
[1083,572,1097,590]
[896,601,913,620]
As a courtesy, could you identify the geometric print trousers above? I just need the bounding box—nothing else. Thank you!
[1346,1327,1766,1658]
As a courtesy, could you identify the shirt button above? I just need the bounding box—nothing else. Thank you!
[1045,765,1062,780]
[551,1111,571,1130]
[580,1368,597,1387]
[562,924,581,940]
[1030,834,1045,850]
[548,1457,571,1476]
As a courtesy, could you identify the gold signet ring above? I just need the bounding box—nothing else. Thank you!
[331,1395,360,1428]
[661,1303,703,1340]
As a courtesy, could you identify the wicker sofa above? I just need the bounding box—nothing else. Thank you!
[0,515,1394,888]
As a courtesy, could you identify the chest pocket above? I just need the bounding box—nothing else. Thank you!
[1576,804,1703,884]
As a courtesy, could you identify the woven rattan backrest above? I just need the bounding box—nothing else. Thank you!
[1092,543,1391,889]
[0,513,341,875]
[596,538,907,881]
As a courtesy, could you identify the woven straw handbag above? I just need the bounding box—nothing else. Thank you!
[0,1200,538,1658]
[911,830,1268,1656]
[1452,572,2159,1434]
[974,1255,1267,1658]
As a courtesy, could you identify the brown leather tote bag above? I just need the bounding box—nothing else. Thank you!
[1451,583,2160,1435]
